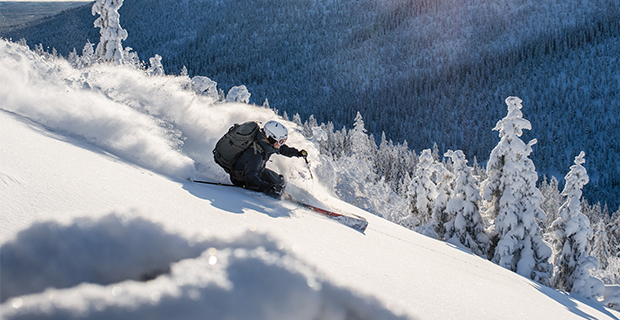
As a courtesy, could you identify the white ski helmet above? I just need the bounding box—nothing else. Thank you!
[263,120,288,145]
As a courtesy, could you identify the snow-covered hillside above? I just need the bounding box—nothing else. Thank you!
[4,0,620,207]
[1,38,620,320]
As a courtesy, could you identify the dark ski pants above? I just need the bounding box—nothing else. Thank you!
[231,168,285,191]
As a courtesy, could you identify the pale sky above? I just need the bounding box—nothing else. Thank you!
[1,1,93,2]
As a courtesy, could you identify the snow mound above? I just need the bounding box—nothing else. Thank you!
[0,213,410,320]
[0,213,210,301]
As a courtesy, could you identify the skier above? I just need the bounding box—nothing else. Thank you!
[230,120,307,198]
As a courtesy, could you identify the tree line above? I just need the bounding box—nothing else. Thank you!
[287,98,620,307]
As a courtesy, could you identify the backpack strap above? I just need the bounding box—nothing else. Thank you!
[252,139,264,155]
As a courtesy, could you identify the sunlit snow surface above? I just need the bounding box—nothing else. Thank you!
[1,214,402,320]
[1,39,619,319]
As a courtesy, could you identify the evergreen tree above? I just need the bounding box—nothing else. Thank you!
[482,97,552,284]
[540,175,563,228]
[592,219,612,270]
[376,132,394,185]
[471,156,486,182]
[444,150,490,258]
[346,112,373,162]
[549,151,604,300]
[332,112,405,219]
[68,41,96,70]
[609,210,620,260]
[427,159,453,240]
[540,175,563,246]
[92,0,128,64]
[401,149,437,232]
[581,200,604,228]
[327,123,347,160]
[147,54,165,76]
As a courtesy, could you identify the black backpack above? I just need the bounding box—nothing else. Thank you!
[213,121,263,173]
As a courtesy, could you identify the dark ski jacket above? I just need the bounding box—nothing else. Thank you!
[230,130,300,191]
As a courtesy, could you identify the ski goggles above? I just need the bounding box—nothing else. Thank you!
[267,136,287,146]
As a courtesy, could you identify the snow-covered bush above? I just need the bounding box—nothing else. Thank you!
[226,85,251,103]
[191,76,219,100]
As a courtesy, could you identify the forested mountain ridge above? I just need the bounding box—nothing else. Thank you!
[0,1,86,30]
[2,0,619,208]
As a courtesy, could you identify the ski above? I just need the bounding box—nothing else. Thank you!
[191,180,368,232]
[281,193,368,233]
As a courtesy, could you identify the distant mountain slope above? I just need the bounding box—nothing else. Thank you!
[2,0,619,208]
[0,1,87,30]
[0,3,97,54]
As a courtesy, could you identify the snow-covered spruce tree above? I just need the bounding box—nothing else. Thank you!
[317,121,347,161]
[444,150,490,258]
[147,54,165,76]
[92,0,128,64]
[68,40,96,69]
[540,176,563,228]
[401,149,437,233]
[610,211,620,259]
[334,112,399,218]
[425,159,453,240]
[345,112,375,162]
[549,151,604,300]
[540,175,563,246]
[481,96,552,284]
[305,115,320,140]
[376,132,395,186]
[471,156,486,182]
[592,219,612,270]
[376,133,417,197]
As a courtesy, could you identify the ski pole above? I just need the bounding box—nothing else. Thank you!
[304,157,314,180]
[191,179,236,187]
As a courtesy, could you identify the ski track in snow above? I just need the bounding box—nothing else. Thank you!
[0,171,21,187]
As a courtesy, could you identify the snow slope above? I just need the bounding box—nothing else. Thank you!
[1,39,619,319]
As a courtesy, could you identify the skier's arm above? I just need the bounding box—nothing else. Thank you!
[278,145,304,158]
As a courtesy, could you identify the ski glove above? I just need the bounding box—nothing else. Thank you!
[266,184,284,199]
[298,149,308,158]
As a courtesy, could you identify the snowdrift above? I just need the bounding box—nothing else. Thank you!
[1,213,403,320]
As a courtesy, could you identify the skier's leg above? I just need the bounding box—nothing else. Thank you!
[260,169,285,188]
